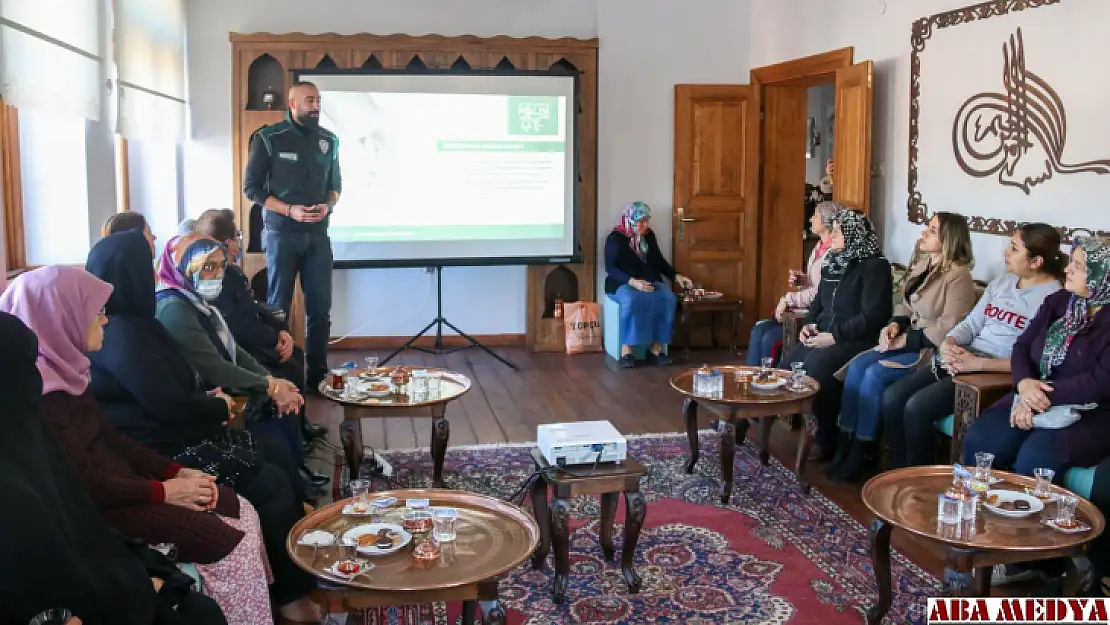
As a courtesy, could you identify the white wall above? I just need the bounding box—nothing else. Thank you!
[184,0,749,337]
[749,0,1107,281]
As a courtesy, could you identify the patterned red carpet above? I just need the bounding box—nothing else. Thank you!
[340,432,939,624]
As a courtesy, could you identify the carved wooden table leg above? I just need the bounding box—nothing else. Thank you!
[622,491,646,593]
[943,548,975,596]
[599,492,618,562]
[795,412,817,494]
[478,579,506,625]
[972,565,992,596]
[734,418,750,446]
[461,599,478,625]
[1063,553,1096,597]
[684,398,699,474]
[529,474,551,570]
[340,409,364,481]
[759,416,774,466]
[865,519,893,625]
[719,410,738,504]
[430,413,450,488]
[549,497,571,604]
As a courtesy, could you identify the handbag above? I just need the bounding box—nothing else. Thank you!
[173,428,263,488]
[1011,395,1097,430]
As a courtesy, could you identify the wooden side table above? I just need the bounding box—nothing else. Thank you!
[675,297,743,360]
[528,448,647,604]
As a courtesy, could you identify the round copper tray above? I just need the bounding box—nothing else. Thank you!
[669,365,819,405]
[862,465,1106,551]
[287,489,540,591]
[317,367,471,408]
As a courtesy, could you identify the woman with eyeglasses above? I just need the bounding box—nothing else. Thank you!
[152,235,310,504]
[0,266,283,624]
[880,224,1064,468]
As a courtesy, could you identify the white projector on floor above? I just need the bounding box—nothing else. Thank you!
[537,420,627,467]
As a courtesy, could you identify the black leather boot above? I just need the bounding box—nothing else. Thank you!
[828,439,873,482]
[823,431,854,474]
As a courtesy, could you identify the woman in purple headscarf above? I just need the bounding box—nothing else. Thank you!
[0,266,291,625]
[604,201,694,368]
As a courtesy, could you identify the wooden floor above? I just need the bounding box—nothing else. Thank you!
[308,346,951,580]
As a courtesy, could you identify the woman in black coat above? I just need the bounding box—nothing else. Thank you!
[0,311,227,625]
[782,209,892,459]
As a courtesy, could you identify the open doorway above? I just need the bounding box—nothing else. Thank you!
[752,49,873,320]
[804,83,835,266]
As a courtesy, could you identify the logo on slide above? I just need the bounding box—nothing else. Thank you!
[508,96,559,136]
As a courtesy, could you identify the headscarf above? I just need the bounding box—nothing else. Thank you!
[0,312,157,624]
[615,201,651,256]
[1039,237,1110,377]
[0,266,113,396]
[87,229,156,319]
[822,208,883,280]
[157,236,238,363]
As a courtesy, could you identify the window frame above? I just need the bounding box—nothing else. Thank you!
[1,101,27,277]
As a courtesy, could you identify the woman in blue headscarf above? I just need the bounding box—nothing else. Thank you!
[604,202,693,368]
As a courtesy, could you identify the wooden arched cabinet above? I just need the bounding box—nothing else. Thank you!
[229,33,598,351]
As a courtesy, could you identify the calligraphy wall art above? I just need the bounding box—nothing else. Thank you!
[908,0,1110,242]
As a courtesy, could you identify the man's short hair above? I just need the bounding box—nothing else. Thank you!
[193,209,238,242]
[290,80,318,91]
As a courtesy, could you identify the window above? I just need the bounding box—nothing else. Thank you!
[19,108,90,265]
[114,0,186,142]
[123,138,181,246]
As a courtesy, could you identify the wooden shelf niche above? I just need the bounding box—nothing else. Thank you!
[229,33,599,352]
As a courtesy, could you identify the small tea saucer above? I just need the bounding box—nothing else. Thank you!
[1042,519,1091,534]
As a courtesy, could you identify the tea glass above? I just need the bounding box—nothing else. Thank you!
[1055,495,1079,528]
[937,495,961,525]
[973,452,995,482]
[1033,468,1056,499]
[349,479,371,504]
[433,508,459,542]
[364,356,380,374]
[760,356,774,377]
[789,362,806,390]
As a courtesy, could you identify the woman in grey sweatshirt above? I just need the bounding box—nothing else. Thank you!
[881,224,1065,467]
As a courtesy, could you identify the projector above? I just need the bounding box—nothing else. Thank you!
[537,420,627,467]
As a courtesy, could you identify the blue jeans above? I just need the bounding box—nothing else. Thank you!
[746,319,784,366]
[610,283,676,347]
[838,348,920,441]
[264,228,333,383]
[963,406,1068,478]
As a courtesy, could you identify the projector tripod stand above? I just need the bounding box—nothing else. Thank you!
[380,266,519,370]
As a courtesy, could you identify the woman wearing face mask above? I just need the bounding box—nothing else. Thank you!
[191,209,330,490]
[825,212,977,482]
[153,236,310,503]
[0,267,280,625]
[84,230,322,622]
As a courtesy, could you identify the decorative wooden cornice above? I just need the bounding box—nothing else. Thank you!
[229,32,598,49]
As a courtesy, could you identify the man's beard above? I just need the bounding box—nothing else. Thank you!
[297,112,320,129]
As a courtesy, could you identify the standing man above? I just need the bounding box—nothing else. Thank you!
[243,80,341,388]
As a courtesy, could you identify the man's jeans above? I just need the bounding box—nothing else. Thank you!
[263,228,332,384]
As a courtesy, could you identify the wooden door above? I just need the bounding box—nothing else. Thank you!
[673,85,760,345]
[832,61,874,213]
[756,85,808,320]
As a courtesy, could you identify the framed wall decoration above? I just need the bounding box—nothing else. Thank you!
[908,0,1110,242]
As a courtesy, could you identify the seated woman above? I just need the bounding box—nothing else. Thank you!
[963,237,1110,478]
[0,267,311,624]
[604,201,693,367]
[192,209,329,483]
[102,211,157,254]
[882,224,1064,467]
[0,311,228,625]
[747,201,838,366]
[827,212,977,481]
[85,230,321,621]
[781,209,892,459]
[153,235,314,501]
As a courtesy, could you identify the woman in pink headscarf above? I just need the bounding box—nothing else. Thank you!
[0,266,290,625]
